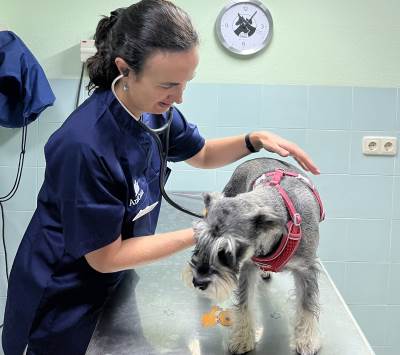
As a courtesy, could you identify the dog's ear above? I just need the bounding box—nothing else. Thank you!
[249,207,285,231]
[202,192,222,210]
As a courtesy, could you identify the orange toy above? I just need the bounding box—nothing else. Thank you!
[201,306,233,327]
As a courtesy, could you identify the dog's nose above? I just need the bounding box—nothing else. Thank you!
[193,277,209,290]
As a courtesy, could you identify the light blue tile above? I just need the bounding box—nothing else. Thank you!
[387,263,400,305]
[0,121,38,167]
[216,126,259,137]
[0,257,7,297]
[197,125,218,139]
[170,126,217,172]
[308,86,352,130]
[386,305,400,347]
[346,219,390,263]
[391,177,400,219]
[177,83,219,126]
[170,161,197,172]
[0,167,37,211]
[318,219,349,262]
[350,131,395,175]
[261,85,308,129]
[37,122,63,167]
[349,305,387,346]
[0,296,5,329]
[393,132,400,175]
[37,167,46,197]
[306,130,350,174]
[165,170,216,192]
[319,175,392,219]
[4,211,33,266]
[308,174,344,217]
[390,220,400,263]
[216,170,235,192]
[39,79,77,123]
[353,88,397,131]
[342,175,393,219]
[218,84,262,127]
[373,347,397,355]
[265,128,307,148]
[343,262,389,304]
[322,261,346,293]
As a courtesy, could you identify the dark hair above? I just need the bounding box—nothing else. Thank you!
[86,0,199,92]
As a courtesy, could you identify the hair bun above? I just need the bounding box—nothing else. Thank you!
[109,8,125,26]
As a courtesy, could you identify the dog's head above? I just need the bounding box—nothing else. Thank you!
[183,191,285,302]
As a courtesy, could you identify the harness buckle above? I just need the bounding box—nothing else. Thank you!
[293,213,302,226]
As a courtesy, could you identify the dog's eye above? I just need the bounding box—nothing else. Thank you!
[218,250,234,268]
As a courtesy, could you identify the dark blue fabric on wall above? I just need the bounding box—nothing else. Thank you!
[0,31,55,128]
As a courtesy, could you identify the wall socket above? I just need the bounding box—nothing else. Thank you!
[362,136,397,156]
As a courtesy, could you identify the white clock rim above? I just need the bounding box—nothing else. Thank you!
[215,0,273,56]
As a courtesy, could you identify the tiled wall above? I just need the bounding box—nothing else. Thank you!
[1,80,399,354]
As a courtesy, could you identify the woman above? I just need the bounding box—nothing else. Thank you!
[2,1,319,354]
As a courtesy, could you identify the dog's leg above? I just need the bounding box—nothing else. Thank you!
[228,262,258,354]
[291,262,321,355]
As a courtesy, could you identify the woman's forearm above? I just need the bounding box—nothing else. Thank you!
[85,228,195,273]
[187,135,251,169]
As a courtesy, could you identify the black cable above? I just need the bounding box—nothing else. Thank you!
[0,118,27,329]
[0,202,8,282]
[75,63,85,109]
[0,123,27,202]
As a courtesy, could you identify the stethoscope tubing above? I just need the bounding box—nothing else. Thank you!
[137,108,203,218]
[111,75,203,219]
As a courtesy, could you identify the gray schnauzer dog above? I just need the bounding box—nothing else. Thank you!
[183,157,325,355]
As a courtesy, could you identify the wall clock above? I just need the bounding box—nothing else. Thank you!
[215,0,273,56]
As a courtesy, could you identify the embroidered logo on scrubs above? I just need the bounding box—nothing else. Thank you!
[129,179,144,206]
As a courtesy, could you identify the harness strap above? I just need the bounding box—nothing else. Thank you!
[251,168,324,272]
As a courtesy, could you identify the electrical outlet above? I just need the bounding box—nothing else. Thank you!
[362,137,381,155]
[381,137,397,155]
[362,136,397,156]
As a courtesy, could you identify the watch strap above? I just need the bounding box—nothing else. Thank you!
[245,133,258,153]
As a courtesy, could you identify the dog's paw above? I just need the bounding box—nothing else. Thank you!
[228,335,255,354]
[293,331,321,355]
[292,310,321,355]
[294,327,321,355]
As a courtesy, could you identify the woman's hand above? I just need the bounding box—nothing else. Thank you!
[250,131,320,175]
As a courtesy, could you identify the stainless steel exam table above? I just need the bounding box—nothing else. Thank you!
[86,194,374,355]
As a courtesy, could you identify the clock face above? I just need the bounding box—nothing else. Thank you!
[215,0,273,56]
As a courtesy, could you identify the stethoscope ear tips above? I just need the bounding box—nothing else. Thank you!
[122,69,129,77]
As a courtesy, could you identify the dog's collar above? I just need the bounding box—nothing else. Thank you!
[251,168,325,273]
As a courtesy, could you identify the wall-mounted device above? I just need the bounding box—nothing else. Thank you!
[80,39,96,62]
[362,136,397,156]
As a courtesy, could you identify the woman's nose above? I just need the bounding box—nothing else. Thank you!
[170,84,186,104]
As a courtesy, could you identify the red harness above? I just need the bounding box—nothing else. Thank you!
[251,169,325,273]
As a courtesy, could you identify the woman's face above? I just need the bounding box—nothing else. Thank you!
[118,46,199,117]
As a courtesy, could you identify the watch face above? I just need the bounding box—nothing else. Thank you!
[216,0,273,56]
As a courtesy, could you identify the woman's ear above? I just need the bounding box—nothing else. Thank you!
[114,57,130,76]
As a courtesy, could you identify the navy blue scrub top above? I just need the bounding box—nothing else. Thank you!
[0,31,55,128]
[2,89,205,355]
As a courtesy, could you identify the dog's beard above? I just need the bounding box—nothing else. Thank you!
[182,264,237,302]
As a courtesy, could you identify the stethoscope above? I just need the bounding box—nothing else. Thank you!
[112,74,203,218]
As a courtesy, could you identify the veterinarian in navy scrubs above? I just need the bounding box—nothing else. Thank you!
[2,1,320,354]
